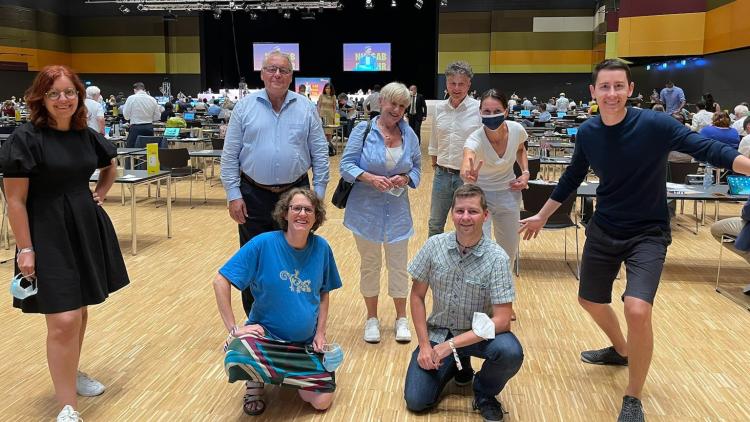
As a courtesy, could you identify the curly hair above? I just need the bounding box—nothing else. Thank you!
[272,188,327,232]
[25,65,88,130]
[712,111,730,128]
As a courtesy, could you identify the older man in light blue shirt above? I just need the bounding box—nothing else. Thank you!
[221,50,329,314]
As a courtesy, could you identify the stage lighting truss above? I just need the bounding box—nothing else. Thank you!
[85,1,343,13]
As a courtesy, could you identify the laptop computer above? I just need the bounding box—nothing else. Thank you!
[727,175,750,195]
[557,112,566,118]
[104,126,111,137]
[183,112,195,121]
[163,127,181,138]
[520,110,531,118]
[566,127,578,137]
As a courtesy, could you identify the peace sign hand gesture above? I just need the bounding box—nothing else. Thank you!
[461,157,484,183]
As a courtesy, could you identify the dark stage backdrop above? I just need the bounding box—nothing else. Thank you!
[200,1,439,98]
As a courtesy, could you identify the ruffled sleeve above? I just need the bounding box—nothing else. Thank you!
[0,123,42,178]
[88,128,117,168]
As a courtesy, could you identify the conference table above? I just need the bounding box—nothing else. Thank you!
[90,170,172,255]
[576,181,748,234]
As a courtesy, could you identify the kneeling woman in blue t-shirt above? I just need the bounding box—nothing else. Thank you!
[213,188,343,415]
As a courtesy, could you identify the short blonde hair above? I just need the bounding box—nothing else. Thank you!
[262,51,293,70]
[379,82,410,108]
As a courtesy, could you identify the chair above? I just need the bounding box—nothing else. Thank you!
[514,158,540,181]
[519,182,580,278]
[211,138,224,150]
[667,161,700,216]
[715,234,750,310]
[134,136,168,170]
[158,148,206,207]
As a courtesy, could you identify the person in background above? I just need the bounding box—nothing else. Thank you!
[702,93,722,113]
[556,92,570,112]
[2,99,15,117]
[122,82,160,149]
[710,197,750,294]
[84,86,105,134]
[363,84,381,118]
[404,184,523,422]
[700,111,740,148]
[337,93,356,138]
[428,61,482,237]
[0,64,129,422]
[317,83,337,142]
[651,104,665,112]
[537,103,552,122]
[737,118,750,157]
[340,82,421,345]
[731,104,749,136]
[194,98,208,112]
[659,81,686,114]
[160,102,175,122]
[207,99,222,117]
[519,58,750,422]
[406,85,427,143]
[690,101,714,132]
[588,99,599,115]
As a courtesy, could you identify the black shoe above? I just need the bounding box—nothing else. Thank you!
[454,357,474,386]
[580,346,628,366]
[617,395,644,422]
[472,394,506,422]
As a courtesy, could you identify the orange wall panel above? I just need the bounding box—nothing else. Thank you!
[617,13,705,57]
[705,0,750,53]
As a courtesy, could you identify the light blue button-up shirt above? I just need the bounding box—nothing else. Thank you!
[340,117,422,243]
[221,89,329,201]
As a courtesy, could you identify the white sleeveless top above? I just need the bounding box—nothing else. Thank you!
[385,145,403,172]
[463,120,528,191]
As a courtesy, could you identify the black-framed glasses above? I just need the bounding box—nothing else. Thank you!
[289,205,314,214]
[263,65,292,75]
[45,88,78,100]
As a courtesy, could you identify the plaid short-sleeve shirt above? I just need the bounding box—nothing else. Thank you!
[408,232,515,343]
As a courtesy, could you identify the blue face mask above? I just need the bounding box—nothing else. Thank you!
[322,343,344,372]
[10,273,37,300]
[482,113,505,130]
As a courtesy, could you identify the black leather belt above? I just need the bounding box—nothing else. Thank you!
[241,173,303,193]
[436,164,460,175]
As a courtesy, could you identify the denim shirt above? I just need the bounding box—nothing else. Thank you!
[340,117,422,243]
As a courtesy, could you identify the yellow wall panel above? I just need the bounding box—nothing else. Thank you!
[605,32,618,59]
[0,46,71,70]
[71,53,161,73]
[618,13,705,57]
[705,0,750,53]
[166,53,200,74]
[437,51,490,74]
[490,50,593,66]
[489,64,594,73]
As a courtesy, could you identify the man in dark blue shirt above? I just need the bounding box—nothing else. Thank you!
[519,59,750,422]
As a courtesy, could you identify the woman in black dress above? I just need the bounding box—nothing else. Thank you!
[0,65,129,422]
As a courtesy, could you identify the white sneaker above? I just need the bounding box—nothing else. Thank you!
[394,317,412,343]
[56,405,82,422]
[363,318,381,343]
[76,371,105,397]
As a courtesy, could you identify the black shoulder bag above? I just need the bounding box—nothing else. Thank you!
[331,120,372,209]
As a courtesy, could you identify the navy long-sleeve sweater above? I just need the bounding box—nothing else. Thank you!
[551,108,740,236]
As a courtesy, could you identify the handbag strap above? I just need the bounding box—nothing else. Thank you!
[361,119,372,146]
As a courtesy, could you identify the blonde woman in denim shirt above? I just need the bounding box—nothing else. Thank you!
[340,82,422,345]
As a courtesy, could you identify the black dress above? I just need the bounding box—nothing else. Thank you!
[0,123,129,314]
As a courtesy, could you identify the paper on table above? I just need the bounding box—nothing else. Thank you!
[666,182,701,194]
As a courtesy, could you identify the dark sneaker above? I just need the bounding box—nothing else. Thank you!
[472,395,506,422]
[617,395,645,422]
[454,356,474,386]
[581,346,628,366]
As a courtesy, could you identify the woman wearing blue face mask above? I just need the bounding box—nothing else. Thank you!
[460,89,530,272]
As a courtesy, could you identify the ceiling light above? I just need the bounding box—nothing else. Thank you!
[137,3,144,11]
[414,0,422,9]
[337,2,344,10]
[391,0,397,6]
[283,10,291,18]
[365,0,373,9]
[249,11,258,19]
[440,0,448,6]
[118,4,130,14]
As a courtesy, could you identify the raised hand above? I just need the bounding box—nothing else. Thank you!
[462,157,484,183]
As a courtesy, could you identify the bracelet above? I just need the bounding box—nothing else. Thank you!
[447,339,462,370]
[521,170,530,175]
[17,247,34,257]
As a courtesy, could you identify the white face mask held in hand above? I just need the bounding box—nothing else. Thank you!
[471,312,495,339]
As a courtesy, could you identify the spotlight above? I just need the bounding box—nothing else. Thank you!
[164,11,177,21]
[213,8,222,19]
[337,1,344,10]
[319,0,325,13]
[118,4,130,14]
[249,11,258,20]
[137,3,144,11]
[391,0,397,7]
[365,0,373,9]
[661,63,667,69]
[415,0,422,9]
[440,0,448,6]
[283,10,291,18]
[646,65,651,70]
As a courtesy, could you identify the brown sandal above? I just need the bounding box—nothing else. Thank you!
[243,381,266,416]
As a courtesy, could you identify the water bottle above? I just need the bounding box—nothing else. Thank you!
[703,164,713,189]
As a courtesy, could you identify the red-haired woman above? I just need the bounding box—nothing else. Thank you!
[0,65,129,422]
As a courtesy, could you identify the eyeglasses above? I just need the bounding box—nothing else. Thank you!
[263,65,292,75]
[45,88,78,100]
[289,205,314,214]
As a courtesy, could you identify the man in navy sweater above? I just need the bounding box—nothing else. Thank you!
[519,59,750,422]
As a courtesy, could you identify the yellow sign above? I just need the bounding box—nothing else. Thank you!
[334,113,340,126]
[146,143,160,174]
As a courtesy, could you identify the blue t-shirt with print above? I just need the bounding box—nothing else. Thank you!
[219,231,342,344]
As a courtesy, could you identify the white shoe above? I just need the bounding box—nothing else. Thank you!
[56,405,82,422]
[394,317,412,343]
[76,371,105,397]
[363,318,381,343]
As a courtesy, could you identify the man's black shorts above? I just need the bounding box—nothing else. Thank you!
[579,219,671,304]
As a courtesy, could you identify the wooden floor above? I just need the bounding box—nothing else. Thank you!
[2,132,750,421]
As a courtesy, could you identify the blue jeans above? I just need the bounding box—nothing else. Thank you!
[428,167,464,237]
[404,332,524,412]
